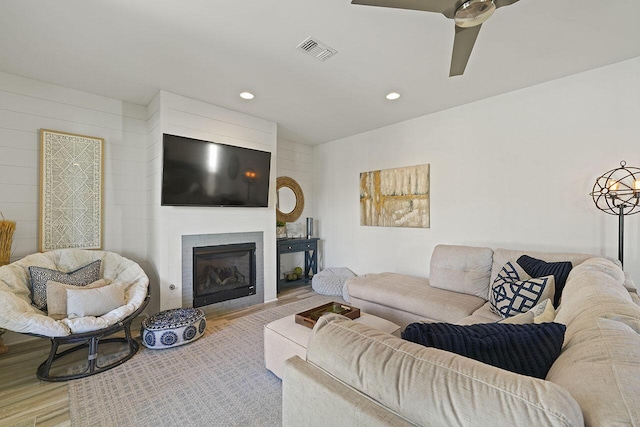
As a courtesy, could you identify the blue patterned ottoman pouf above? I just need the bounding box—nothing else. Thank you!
[141,308,207,349]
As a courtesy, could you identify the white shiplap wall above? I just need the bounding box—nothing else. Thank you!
[0,71,148,344]
[145,92,162,313]
[276,138,315,273]
[147,91,278,311]
[0,71,148,262]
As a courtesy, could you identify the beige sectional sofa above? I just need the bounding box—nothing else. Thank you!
[281,245,640,426]
[348,245,596,328]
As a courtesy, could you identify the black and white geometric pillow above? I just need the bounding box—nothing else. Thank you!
[29,260,101,311]
[489,262,554,318]
[517,255,572,307]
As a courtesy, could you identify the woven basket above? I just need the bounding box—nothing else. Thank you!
[0,215,12,352]
[0,217,16,266]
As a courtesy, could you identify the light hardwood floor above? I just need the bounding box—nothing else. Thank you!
[0,285,316,427]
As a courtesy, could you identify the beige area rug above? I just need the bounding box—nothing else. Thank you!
[68,294,334,427]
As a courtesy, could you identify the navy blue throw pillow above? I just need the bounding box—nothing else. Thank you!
[517,255,572,307]
[401,322,566,379]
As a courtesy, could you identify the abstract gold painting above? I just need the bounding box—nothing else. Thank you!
[360,164,430,228]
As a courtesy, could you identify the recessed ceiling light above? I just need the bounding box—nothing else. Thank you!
[240,92,254,100]
[386,92,401,100]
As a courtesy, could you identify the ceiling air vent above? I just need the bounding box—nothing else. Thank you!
[296,36,337,62]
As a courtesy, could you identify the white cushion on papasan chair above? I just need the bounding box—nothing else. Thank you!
[0,249,149,337]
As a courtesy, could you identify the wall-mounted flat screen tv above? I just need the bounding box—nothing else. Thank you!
[161,133,271,207]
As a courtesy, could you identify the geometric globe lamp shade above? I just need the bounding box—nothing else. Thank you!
[590,160,640,266]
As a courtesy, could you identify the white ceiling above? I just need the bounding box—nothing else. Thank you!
[1,0,639,145]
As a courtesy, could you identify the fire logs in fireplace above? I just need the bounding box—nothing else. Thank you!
[200,265,246,288]
[193,242,256,307]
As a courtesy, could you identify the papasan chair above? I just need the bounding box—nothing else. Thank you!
[0,249,149,381]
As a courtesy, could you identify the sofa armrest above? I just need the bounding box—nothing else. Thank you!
[282,356,414,427]
[623,271,637,293]
[306,314,583,427]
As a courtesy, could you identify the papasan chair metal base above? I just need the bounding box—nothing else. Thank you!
[32,295,149,382]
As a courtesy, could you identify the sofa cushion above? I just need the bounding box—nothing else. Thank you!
[631,292,640,307]
[347,272,486,324]
[550,314,640,425]
[624,272,637,293]
[548,257,640,426]
[402,321,566,379]
[489,261,555,318]
[307,314,583,427]
[517,255,572,307]
[457,301,502,325]
[283,356,415,427]
[429,244,493,299]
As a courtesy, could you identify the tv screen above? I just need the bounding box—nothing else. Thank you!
[161,134,271,207]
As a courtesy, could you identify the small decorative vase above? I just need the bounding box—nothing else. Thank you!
[276,225,287,239]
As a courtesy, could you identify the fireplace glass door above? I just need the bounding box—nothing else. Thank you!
[193,243,256,307]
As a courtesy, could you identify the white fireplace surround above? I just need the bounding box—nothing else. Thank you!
[182,232,264,313]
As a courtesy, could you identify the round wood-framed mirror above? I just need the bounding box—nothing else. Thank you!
[276,176,304,223]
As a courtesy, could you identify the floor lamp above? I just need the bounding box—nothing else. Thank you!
[590,160,640,267]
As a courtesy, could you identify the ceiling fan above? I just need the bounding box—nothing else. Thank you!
[351,0,521,76]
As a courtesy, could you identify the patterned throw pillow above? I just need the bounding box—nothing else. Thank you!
[29,260,101,310]
[402,321,566,379]
[530,298,556,323]
[497,310,535,324]
[497,298,556,325]
[489,262,555,318]
[517,255,572,307]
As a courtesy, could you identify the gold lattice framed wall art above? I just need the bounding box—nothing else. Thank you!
[39,129,104,251]
[360,164,430,228]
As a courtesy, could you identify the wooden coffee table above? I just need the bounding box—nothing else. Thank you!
[264,311,400,379]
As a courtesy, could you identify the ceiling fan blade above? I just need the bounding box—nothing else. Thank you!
[493,0,520,8]
[449,24,482,76]
[351,0,449,15]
